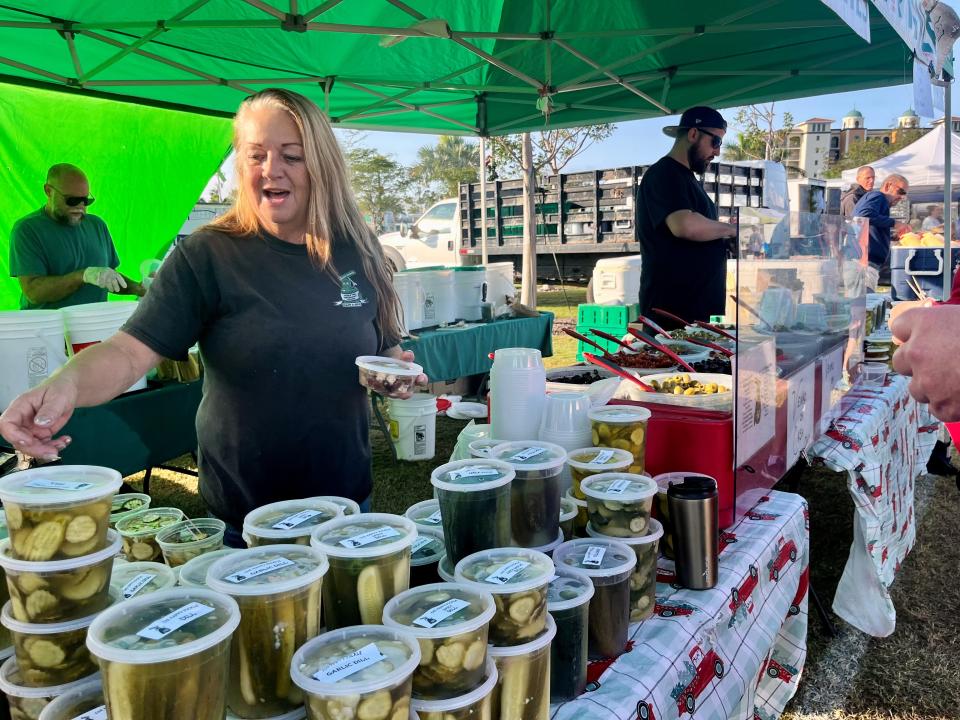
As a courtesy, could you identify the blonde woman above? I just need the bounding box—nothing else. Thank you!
[0,89,425,539]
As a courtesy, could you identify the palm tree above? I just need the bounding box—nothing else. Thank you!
[412,136,480,197]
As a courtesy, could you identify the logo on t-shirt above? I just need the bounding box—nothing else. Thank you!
[335,271,368,308]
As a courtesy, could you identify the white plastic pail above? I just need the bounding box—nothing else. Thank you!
[0,310,67,409]
[388,394,438,461]
[62,302,145,392]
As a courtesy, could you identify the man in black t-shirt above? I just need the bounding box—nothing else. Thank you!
[636,106,737,327]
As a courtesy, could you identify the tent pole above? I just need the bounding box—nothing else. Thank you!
[480,136,489,266]
[521,132,537,308]
[945,80,953,300]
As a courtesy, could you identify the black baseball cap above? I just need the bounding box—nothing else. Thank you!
[662,106,727,137]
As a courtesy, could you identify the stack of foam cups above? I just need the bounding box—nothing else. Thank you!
[0,466,125,719]
[489,349,546,441]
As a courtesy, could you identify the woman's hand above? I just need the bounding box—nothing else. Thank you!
[0,377,79,460]
[383,347,430,399]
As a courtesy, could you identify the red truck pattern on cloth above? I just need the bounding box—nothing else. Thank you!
[551,490,808,720]
[807,374,938,637]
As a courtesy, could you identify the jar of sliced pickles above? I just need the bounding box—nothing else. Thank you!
[207,545,329,718]
[242,498,343,548]
[35,676,102,720]
[580,473,657,538]
[0,655,98,720]
[409,529,445,589]
[310,514,417,630]
[487,614,556,720]
[410,658,497,720]
[587,519,662,622]
[546,568,593,702]
[155,519,226,568]
[115,508,185,563]
[109,494,151,529]
[487,442,567,548]
[566,447,633,501]
[178,548,240,589]
[109,561,177,601]
[587,406,651,475]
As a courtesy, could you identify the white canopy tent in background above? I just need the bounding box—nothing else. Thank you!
[841,123,960,189]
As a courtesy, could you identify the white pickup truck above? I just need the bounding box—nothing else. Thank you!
[377,198,464,272]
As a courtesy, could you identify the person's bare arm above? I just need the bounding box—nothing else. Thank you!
[115,273,146,297]
[18,272,85,304]
[665,210,737,242]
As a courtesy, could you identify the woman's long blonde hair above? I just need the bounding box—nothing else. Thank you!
[210,88,404,345]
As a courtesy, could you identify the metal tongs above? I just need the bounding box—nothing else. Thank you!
[582,352,654,392]
[627,327,697,372]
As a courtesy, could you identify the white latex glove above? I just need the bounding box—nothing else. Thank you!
[83,267,127,293]
[864,265,880,291]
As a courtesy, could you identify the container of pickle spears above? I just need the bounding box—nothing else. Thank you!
[85,587,240,720]
[487,442,566,548]
[0,655,98,720]
[587,518,662,621]
[290,625,420,720]
[156,519,226,568]
[243,498,343,548]
[546,567,593,702]
[566,447,633,501]
[382,583,495,700]
[559,497,578,541]
[564,490,589,538]
[34,675,102,720]
[310,514,417,630]
[115,508,185,562]
[410,658,497,720]
[580,473,657,538]
[587,406,651,475]
[487,614,555,720]
[207,545,329,718]
[0,466,122,562]
[109,561,176,601]
[408,528,445,589]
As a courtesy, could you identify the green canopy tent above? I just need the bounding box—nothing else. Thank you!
[0,0,915,308]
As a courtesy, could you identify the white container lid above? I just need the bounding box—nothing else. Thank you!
[486,613,557,658]
[0,465,121,507]
[437,555,456,583]
[0,530,121,574]
[487,441,567,473]
[178,548,240,588]
[314,496,361,516]
[586,518,664,546]
[86,587,240,665]
[35,676,103,720]
[206,545,329,597]
[228,708,306,720]
[115,507,185,538]
[355,355,423,377]
[580,473,657,503]
[382,582,496,639]
[546,567,595,612]
[564,489,587,508]
[430,459,515,493]
[553,538,636,583]
[243,498,343,541]
[289,625,421,697]
[566,447,634,473]
[454,547,555,595]
[1,596,110,635]
[528,530,564,555]
[404,499,443,529]
[311,514,417,559]
[559,496,578,523]
[410,658,497,714]
[109,561,178,600]
[0,656,99,700]
[467,439,502,458]
[587,406,652,424]
[409,527,445,568]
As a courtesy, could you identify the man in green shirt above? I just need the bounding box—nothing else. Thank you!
[9,163,143,309]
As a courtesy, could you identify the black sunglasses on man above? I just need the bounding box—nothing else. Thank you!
[51,186,95,207]
[697,128,723,149]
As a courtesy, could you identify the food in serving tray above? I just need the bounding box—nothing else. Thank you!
[647,374,729,395]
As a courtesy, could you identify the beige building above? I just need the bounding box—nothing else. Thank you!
[782,109,928,179]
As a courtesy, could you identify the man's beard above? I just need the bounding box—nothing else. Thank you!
[687,145,711,174]
[52,208,83,226]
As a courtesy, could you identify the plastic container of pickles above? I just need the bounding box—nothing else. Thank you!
[564,490,589,538]
[410,658,497,720]
[0,531,120,624]
[178,548,240,589]
[430,459,514,567]
[403,500,444,533]
[243,498,343,548]
[310,514,417,630]
[0,514,11,655]
[453,548,554,647]
[546,567,593,702]
[109,494,151,529]
[115,508,186,563]
[566,447,633,500]
[467,439,501,459]
[109,561,177,601]
[289,624,420,720]
[35,676,103,720]
[207,545,329,718]
[587,406,651,475]
[382,583,495,700]
[487,614,556,720]
[314,497,361,517]
[0,656,98,720]
[0,466,122,562]
[553,538,636,660]
[86,587,240,720]
[587,518,662,621]
[436,556,455,584]
[559,496,578,541]
[528,530,564,557]
[580,473,657,538]
[227,708,306,720]
[408,528,445,589]
[156,519,226,568]
[487,442,567,548]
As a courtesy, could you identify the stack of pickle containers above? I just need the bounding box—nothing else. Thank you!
[0,466,123,719]
[545,567,593,702]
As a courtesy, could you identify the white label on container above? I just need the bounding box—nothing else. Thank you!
[591,450,616,464]
[423,510,443,525]
[413,598,471,628]
[272,509,322,530]
[583,546,606,567]
[121,573,157,599]
[509,447,546,462]
[449,466,500,481]
[24,478,94,491]
[339,526,401,549]
[607,478,632,494]
[225,557,295,584]
[485,560,530,585]
[70,706,107,720]
[411,536,433,554]
[314,642,385,683]
[137,602,214,640]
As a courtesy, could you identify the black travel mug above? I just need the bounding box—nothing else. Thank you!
[667,476,719,590]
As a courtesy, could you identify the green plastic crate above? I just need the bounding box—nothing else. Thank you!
[576,303,639,328]
[574,325,628,362]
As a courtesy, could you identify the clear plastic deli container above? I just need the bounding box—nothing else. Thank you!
[487,614,556,720]
[35,676,103,720]
[566,446,633,500]
[579,473,657,538]
[487,442,567,548]
[0,656,98,720]
[310,514,417,630]
[559,496,578,541]
[408,528,446,589]
[109,493,151,529]
[564,490,589,538]
[410,658,497,720]
[355,356,423,395]
[553,538,636,660]
[85,587,240,720]
[382,583,495,700]
[207,545,329,717]
[546,567,594,702]
[430,459,514,566]
[587,518,662,621]
[243,498,343,548]
[313,497,361,517]
[403,500,444,533]
[453,548,554,646]
[289,625,420,720]
[178,548,240,589]
[0,466,122,562]
[587,406,651,475]
[115,508,186,562]
[155,519,226,568]
[109,560,177,600]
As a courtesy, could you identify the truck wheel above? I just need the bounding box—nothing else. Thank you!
[383,247,406,273]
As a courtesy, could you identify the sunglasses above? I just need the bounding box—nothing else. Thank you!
[697,128,723,149]
[895,188,907,196]
[51,186,95,207]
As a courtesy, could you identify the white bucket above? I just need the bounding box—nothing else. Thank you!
[393,272,424,333]
[0,311,68,410]
[592,255,642,305]
[452,267,487,321]
[486,262,516,308]
[417,268,456,326]
[388,394,438,461]
[63,302,146,392]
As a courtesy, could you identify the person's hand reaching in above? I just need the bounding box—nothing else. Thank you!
[83,267,127,293]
